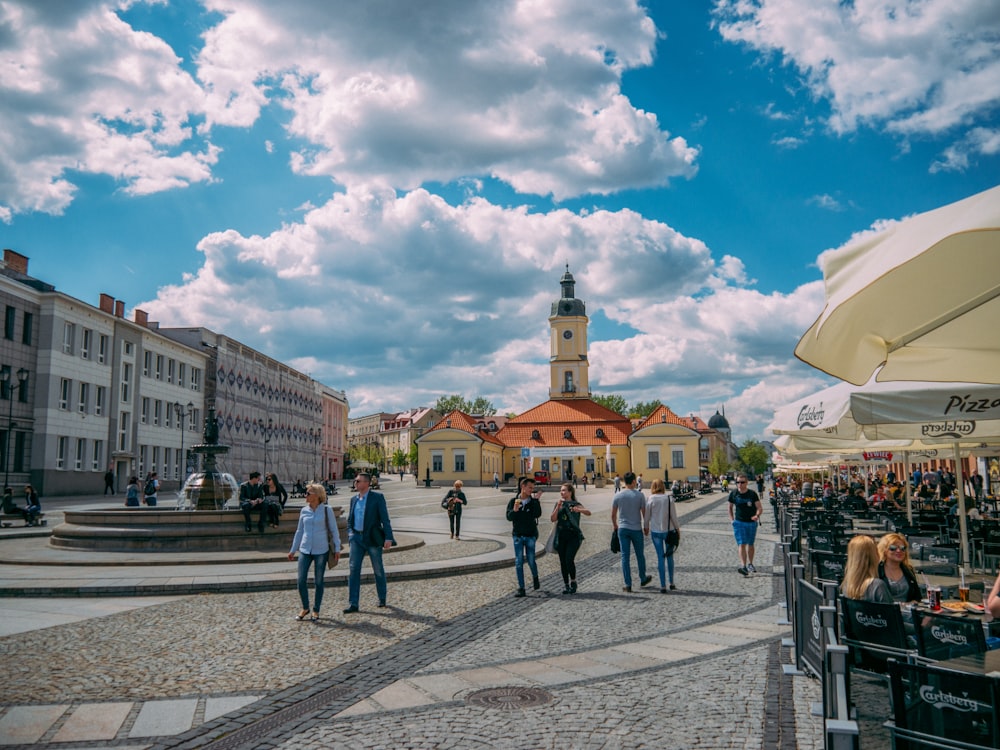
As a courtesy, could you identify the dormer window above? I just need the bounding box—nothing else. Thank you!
[531,429,541,440]
[596,428,605,439]
[564,429,572,439]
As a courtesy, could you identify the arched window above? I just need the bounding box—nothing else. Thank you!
[564,371,574,393]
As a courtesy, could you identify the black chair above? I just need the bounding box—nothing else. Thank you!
[886,658,1000,749]
[913,610,987,661]
[918,546,960,577]
[840,596,916,674]
[811,551,847,585]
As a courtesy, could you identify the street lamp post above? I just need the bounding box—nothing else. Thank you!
[1,368,29,491]
[260,418,272,475]
[174,401,194,485]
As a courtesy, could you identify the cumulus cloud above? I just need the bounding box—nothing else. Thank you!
[713,0,1000,165]
[0,0,700,219]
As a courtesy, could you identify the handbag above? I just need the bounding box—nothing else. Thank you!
[610,529,620,554]
[664,498,680,551]
[323,505,339,569]
[544,525,557,554]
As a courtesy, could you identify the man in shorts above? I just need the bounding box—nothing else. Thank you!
[729,473,763,576]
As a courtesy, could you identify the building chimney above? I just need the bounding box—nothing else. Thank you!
[2,249,29,274]
[114,300,125,318]
[99,294,115,314]
[134,309,148,327]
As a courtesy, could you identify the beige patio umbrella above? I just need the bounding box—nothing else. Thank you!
[794,184,1000,386]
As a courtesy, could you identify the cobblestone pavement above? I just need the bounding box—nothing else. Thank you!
[0,486,837,749]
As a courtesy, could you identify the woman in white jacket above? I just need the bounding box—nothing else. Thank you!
[645,479,680,592]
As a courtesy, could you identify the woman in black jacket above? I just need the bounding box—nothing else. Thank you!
[441,480,468,539]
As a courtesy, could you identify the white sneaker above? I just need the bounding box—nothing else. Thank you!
[747,563,757,574]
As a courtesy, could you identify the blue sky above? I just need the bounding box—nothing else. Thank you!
[2,0,998,442]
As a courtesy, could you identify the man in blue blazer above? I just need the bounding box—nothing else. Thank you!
[344,473,396,613]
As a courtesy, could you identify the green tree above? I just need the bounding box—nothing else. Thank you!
[630,399,662,418]
[707,449,732,479]
[433,394,497,416]
[592,393,628,415]
[391,449,407,470]
[407,442,419,468]
[738,440,769,477]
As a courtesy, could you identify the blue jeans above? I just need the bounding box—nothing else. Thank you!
[512,534,538,590]
[297,551,329,612]
[650,531,675,588]
[348,536,387,606]
[617,527,647,587]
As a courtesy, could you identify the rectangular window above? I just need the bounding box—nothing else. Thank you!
[81,328,92,359]
[671,448,684,469]
[155,355,163,380]
[92,440,103,471]
[18,375,27,403]
[585,458,595,474]
[63,321,75,354]
[0,365,9,400]
[164,405,172,429]
[152,445,160,474]
[164,447,173,480]
[191,368,201,391]
[57,436,67,469]
[22,312,33,345]
[191,408,200,432]
[75,438,85,470]
[95,386,105,416]
[59,378,71,410]
[609,457,616,473]
[454,451,466,472]
[139,444,148,477]
[98,334,108,363]
[119,412,130,452]
[167,359,175,384]
[153,400,161,427]
[143,351,152,377]
[123,341,132,356]
[178,363,186,389]
[648,449,660,469]
[121,363,131,402]
[431,451,443,472]
[140,397,150,425]
[78,382,89,414]
[4,306,15,340]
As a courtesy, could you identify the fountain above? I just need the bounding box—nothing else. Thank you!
[50,408,346,553]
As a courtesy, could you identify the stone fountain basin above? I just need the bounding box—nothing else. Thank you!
[51,507,348,553]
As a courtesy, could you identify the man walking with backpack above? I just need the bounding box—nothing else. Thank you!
[143,472,159,507]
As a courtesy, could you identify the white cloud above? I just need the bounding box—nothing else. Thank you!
[714,0,1000,159]
[808,193,844,211]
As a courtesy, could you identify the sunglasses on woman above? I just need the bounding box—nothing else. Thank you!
[887,545,905,552]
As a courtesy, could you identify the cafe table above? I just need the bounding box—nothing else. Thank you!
[935,648,1000,676]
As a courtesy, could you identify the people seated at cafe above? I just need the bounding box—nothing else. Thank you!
[877,533,921,603]
[887,483,905,511]
[916,479,936,505]
[868,486,888,508]
[842,535,893,603]
[843,489,869,513]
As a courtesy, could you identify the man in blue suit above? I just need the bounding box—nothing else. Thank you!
[344,473,396,613]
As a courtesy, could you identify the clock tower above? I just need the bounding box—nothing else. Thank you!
[548,265,590,400]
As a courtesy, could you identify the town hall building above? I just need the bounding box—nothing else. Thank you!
[416,267,708,487]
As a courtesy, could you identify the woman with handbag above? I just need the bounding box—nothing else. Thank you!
[645,479,680,592]
[264,472,289,528]
[287,483,341,622]
[441,480,468,539]
[550,482,590,594]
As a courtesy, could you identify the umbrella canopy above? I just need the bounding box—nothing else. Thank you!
[768,378,1000,443]
[794,184,1000,385]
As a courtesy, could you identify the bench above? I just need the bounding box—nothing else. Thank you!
[0,512,46,527]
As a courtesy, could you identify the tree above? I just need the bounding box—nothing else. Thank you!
[391,449,407,470]
[738,440,769,477]
[592,393,628,415]
[707,449,732,479]
[434,394,497,416]
[406,442,419,469]
[630,399,662,419]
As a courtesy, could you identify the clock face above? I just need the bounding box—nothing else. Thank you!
[562,329,573,340]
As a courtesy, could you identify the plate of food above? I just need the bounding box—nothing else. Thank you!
[964,602,986,614]
[940,602,968,615]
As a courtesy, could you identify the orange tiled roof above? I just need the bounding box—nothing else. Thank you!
[635,405,696,431]
[678,414,710,431]
[423,410,506,446]
[498,398,633,447]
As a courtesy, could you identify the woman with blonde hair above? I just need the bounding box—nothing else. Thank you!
[876,533,921,603]
[645,478,680,592]
[287,483,341,622]
[841,535,892,602]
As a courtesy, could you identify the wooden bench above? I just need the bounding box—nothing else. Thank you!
[0,512,46,527]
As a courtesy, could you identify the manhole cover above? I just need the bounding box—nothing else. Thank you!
[465,686,554,710]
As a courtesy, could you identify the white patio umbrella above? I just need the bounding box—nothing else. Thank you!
[769,378,1000,565]
[794,184,1000,386]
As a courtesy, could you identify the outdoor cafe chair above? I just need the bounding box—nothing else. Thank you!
[840,596,917,676]
[886,658,1000,750]
[811,550,847,586]
[913,609,988,662]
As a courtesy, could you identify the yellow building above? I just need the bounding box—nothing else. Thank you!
[416,266,704,486]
